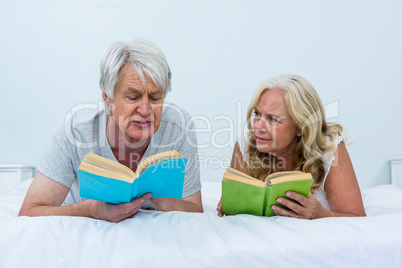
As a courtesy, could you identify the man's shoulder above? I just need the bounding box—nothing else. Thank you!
[66,102,106,129]
[150,102,197,153]
[161,102,193,130]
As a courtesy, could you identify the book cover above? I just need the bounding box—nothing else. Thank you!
[221,167,313,216]
[77,151,187,204]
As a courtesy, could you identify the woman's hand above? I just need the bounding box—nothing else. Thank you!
[216,197,224,217]
[272,191,332,219]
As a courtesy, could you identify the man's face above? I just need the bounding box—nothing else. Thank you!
[103,63,164,144]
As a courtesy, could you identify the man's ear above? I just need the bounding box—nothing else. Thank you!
[102,92,112,105]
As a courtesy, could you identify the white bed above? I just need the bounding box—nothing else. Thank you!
[1,179,402,267]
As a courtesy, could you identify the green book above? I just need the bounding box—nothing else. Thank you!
[221,167,313,216]
[77,150,187,204]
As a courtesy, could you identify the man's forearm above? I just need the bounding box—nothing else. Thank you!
[19,193,152,223]
[19,200,95,218]
[150,198,203,213]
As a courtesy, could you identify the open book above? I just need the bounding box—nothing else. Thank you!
[78,150,187,204]
[221,167,313,216]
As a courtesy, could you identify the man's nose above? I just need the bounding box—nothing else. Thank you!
[137,96,151,116]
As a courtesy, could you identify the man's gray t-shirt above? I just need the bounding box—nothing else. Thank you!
[38,102,201,206]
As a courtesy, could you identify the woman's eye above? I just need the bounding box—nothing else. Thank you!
[254,111,261,117]
[269,116,279,123]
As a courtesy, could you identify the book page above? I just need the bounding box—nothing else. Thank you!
[266,172,313,185]
[79,153,135,183]
[226,167,257,180]
[265,171,303,180]
[223,168,266,187]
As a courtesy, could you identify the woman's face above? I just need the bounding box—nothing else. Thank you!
[252,89,302,158]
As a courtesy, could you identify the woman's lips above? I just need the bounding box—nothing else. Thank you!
[256,136,272,142]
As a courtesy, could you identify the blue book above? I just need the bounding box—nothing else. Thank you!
[78,151,187,204]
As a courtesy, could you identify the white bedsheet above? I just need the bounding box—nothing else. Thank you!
[1,180,402,267]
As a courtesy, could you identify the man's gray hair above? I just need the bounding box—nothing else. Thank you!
[99,39,172,99]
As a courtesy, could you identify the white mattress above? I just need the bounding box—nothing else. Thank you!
[0,179,402,267]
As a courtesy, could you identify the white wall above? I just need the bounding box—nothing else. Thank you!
[1,0,401,189]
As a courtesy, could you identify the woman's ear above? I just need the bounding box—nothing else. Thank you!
[297,129,302,137]
[102,92,112,106]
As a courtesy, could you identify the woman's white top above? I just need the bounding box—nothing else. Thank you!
[313,136,344,210]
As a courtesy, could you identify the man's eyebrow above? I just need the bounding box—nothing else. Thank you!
[148,89,164,95]
[127,88,141,94]
[126,87,164,95]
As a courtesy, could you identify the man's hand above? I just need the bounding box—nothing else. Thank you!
[89,193,152,222]
[19,172,152,222]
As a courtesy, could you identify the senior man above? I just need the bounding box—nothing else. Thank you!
[19,39,203,222]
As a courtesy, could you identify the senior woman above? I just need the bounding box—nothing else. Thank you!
[217,74,366,219]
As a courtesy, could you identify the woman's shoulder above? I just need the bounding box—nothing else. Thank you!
[322,135,344,165]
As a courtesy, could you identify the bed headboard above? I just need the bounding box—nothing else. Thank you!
[390,159,402,189]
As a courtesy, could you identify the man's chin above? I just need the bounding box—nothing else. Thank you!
[123,124,159,144]
[125,131,153,143]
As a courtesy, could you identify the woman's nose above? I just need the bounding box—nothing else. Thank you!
[254,117,268,131]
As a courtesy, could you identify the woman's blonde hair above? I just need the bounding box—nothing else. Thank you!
[246,74,343,190]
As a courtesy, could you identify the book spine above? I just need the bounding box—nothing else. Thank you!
[131,179,139,201]
[263,185,276,217]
